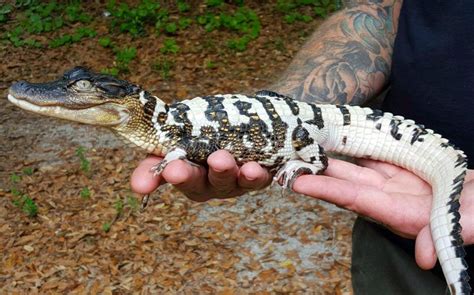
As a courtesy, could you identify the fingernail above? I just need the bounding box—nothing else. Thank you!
[245,175,256,181]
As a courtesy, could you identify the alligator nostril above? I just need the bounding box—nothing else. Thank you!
[10,80,28,94]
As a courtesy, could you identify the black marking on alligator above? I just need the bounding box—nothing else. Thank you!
[255,95,288,153]
[309,156,317,163]
[143,97,156,127]
[319,145,328,168]
[342,136,348,145]
[375,123,382,130]
[170,103,190,123]
[168,102,193,136]
[410,126,428,144]
[336,105,351,126]
[282,96,299,115]
[267,156,285,172]
[292,125,313,152]
[256,90,285,99]
[256,90,299,115]
[306,104,324,129]
[440,142,451,149]
[455,154,468,168]
[389,118,403,140]
[233,100,252,116]
[204,96,228,124]
[156,104,169,125]
[367,109,384,121]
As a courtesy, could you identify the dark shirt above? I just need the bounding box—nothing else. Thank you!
[381,0,474,284]
[383,0,474,166]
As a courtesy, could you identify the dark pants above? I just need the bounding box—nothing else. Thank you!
[351,218,450,295]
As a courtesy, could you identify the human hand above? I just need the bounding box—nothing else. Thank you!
[292,158,474,270]
[131,150,272,202]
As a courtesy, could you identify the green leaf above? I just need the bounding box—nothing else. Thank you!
[165,22,177,34]
[177,1,190,13]
[98,37,112,47]
[80,187,91,199]
[102,222,111,232]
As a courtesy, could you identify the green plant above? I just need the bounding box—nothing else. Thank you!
[75,146,91,173]
[13,195,38,217]
[197,7,261,51]
[10,188,22,197]
[10,172,21,184]
[22,167,34,176]
[205,59,217,69]
[115,46,137,72]
[113,198,124,215]
[126,195,140,212]
[23,2,62,33]
[3,27,42,48]
[284,12,312,24]
[3,1,92,48]
[178,17,192,30]
[314,0,338,18]
[0,4,13,23]
[107,0,161,37]
[101,46,137,77]
[164,22,177,34]
[153,57,174,79]
[102,221,111,232]
[160,38,180,54]
[206,0,224,7]
[49,27,96,48]
[98,37,112,48]
[276,0,340,22]
[64,2,91,23]
[100,67,119,76]
[80,187,91,199]
[177,0,190,13]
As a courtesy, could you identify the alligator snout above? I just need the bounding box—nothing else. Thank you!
[9,80,30,96]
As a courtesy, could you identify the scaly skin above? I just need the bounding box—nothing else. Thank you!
[8,67,471,294]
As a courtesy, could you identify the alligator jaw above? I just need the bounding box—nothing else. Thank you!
[8,94,129,127]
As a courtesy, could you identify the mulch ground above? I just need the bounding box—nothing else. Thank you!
[0,2,356,293]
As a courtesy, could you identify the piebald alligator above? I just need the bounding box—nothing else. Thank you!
[7,67,471,294]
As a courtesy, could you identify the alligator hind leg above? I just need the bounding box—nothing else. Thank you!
[275,140,328,189]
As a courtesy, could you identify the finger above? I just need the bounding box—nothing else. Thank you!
[325,158,387,189]
[415,225,437,269]
[293,175,430,233]
[238,161,272,190]
[161,160,210,202]
[207,150,239,196]
[356,158,404,178]
[131,155,164,194]
[292,174,362,209]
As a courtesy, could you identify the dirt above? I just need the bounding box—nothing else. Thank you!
[0,2,356,294]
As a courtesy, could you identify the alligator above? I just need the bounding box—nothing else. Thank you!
[7,67,471,294]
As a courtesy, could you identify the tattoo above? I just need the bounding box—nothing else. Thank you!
[271,0,402,105]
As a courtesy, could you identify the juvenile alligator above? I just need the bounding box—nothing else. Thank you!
[7,67,470,294]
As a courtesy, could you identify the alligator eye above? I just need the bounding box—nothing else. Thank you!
[75,80,92,90]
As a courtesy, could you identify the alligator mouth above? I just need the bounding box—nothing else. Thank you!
[8,94,129,127]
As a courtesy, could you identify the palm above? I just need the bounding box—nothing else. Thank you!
[293,158,474,269]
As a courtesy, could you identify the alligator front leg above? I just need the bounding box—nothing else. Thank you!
[150,147,189,176]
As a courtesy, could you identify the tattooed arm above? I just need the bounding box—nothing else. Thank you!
[271,0,402,105]
[131,1,403,201]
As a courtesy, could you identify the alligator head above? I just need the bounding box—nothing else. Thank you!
[8,67,168,153]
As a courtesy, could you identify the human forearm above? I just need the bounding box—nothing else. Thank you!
[271,0,402,105]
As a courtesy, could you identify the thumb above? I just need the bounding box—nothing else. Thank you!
[415,224,437,269]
